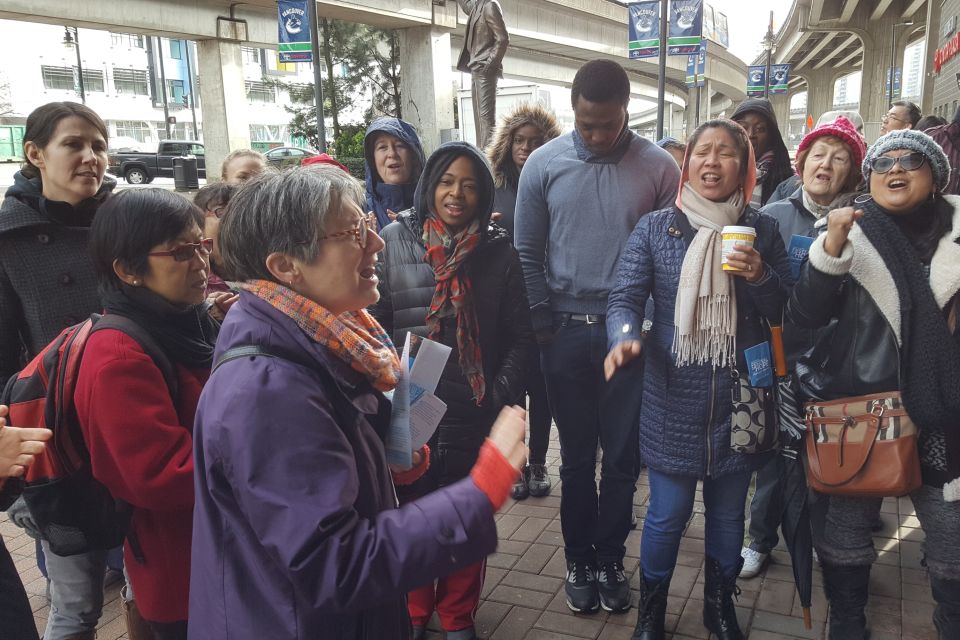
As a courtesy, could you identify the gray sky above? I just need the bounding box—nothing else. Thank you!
[716,0,795,64]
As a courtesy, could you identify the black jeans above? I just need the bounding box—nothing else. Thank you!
[527,346,552,465]
[147,619,188,640]
[541,314,643,564]
[746,454,784,553]
[0,536,39,640]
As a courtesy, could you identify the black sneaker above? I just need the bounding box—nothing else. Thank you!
[565,560,600,613]
[512,466,530,500]
[527,463,552,497]
[597,560,631,612]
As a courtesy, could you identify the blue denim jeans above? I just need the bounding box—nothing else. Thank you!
[41,541,107,640]
[541,314,643,563]
[746,454,784,554]
[641,468,753,581]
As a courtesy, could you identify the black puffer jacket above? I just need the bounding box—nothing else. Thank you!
[372,142,533,489]
[0,172,115,387]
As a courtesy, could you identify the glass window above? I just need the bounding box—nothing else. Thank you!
[114,120,153,143]
[41,66,103,93]
[188,143,205,155]
[242,47,261,65]
[113,68,149,96]
[166,79,186,104]
[245,81,275,103]
[169,40,183,60]
[111,33,144,48]
[275,52,296,74]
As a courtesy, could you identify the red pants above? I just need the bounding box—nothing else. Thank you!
[407,559,486,632]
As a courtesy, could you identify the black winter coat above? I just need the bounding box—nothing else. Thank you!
[0,172,115,388]
[373,211,533,488]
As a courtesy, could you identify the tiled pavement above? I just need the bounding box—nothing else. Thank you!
[3,427,937,639]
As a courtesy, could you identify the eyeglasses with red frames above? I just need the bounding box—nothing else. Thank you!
[148,238,214,262]
[317,212,377,248]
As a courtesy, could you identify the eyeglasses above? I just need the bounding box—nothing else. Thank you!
[148,238,214,262]
[317,212,377,248]
[870,152,926,174]
[206,205,226,219]
[882,112,908,124]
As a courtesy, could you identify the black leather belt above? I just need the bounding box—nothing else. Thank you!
[568,313,605,325]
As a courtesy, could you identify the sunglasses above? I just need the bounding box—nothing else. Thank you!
[317,212,377,249]
[148,238,214,262]
[870,152,926,174]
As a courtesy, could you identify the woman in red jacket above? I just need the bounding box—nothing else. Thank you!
[75,188,219,639]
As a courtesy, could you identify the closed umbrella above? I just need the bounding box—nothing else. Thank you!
[770,325,813,629]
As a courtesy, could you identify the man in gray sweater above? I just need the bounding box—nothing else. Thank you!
[514,59,680,615]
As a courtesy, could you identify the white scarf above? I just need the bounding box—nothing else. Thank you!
[672,183,745,368]
[801,187,844,219]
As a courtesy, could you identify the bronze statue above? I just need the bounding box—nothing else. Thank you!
[456,0,509,149]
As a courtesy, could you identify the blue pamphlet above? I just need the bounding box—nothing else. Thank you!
[788,234,814,280]
[744,341,774,388]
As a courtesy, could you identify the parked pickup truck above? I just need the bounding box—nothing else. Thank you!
[108,140,207,184]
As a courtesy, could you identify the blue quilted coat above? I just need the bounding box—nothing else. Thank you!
[606,206,793,478]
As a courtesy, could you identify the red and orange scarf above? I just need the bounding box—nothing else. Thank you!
[240,279,400,392]
[422,217,486,404]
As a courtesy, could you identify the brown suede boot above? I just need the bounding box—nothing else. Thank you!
[124,598,155,640]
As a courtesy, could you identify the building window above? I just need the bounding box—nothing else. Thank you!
[167,79,186,104]
[243,47,261,65]
[275,52,297,74]
[245,81,275,103]
[111,32,144,48]
[113,68,149,96]
[169,40,183,60]
[41,66,104,93]
[114,120,153,143]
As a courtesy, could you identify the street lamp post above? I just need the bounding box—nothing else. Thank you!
[762,11,775,99]
[62,26,85,104]
[889,21,914,107]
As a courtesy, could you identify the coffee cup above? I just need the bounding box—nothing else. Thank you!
[721,226,757,271]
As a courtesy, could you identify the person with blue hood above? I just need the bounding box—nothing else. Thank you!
[363,117,426,230]
[372,141,533,640]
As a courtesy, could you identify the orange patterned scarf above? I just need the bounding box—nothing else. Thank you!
[240,280,400,392]
[422,217,485,404]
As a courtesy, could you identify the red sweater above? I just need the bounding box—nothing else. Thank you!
[74,329,208,623]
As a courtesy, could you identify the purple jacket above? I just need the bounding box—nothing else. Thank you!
[189,293,498,640]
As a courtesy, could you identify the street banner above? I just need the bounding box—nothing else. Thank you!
[747,65,767,97]
[278,0,312,63]
[715,11,729,48]
[769,64,790,94]
[886,67,903,100]
[668,0,703,55]
[685,41,707,88]
[702,4,716,43]
[628,2,661,59]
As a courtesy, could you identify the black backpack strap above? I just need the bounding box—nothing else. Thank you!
[89,314,179,403]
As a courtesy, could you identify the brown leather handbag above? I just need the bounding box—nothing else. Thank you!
[804,392,922,497]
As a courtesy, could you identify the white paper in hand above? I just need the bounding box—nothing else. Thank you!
[385,333,412,468]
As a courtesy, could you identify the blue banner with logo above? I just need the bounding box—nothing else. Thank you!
[769,64,790,94]
[278,0,312,63]
[668,0,703,55]
[747,65,767,97]
[628,2,661,59]
[686,40,707,87]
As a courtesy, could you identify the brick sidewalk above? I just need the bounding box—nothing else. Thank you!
[3,427,937,639]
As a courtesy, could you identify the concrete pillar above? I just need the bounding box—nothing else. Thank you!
[685,88,698,138]
[399,27,455,154]
[671,102,685,140]
[802,68,835,127]
[769,93,791,144]
[855,8,909,141]
[196,39,249,181]
[704,80,713,120]
[921,0,943,114]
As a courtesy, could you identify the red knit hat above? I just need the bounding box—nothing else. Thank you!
[796,115,866,174]
[301,153,350,174]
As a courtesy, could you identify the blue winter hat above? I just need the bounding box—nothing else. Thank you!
[863,129,951,193]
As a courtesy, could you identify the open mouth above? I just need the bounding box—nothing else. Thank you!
[887,179,908,190]
[814,173,832,183]
[360,265,378,283]
[443,202,465,216]
[701,173,722,185]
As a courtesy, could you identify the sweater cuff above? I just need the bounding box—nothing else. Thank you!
[944,477,960,503]
[807,234,853,276]
[470,439,520,511]
[392,445,430,486]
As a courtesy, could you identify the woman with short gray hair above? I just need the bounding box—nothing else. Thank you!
[188,165,528,640]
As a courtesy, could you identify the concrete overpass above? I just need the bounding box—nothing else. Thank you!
[763,0,936,141]
[0,0,749,169]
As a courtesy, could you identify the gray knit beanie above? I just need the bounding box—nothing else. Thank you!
[862,129,951,193]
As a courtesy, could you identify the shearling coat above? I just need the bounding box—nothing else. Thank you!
[0,172,115,388]
[486,103,562,238]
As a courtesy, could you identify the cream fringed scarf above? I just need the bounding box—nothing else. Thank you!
[672,183,745,367]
